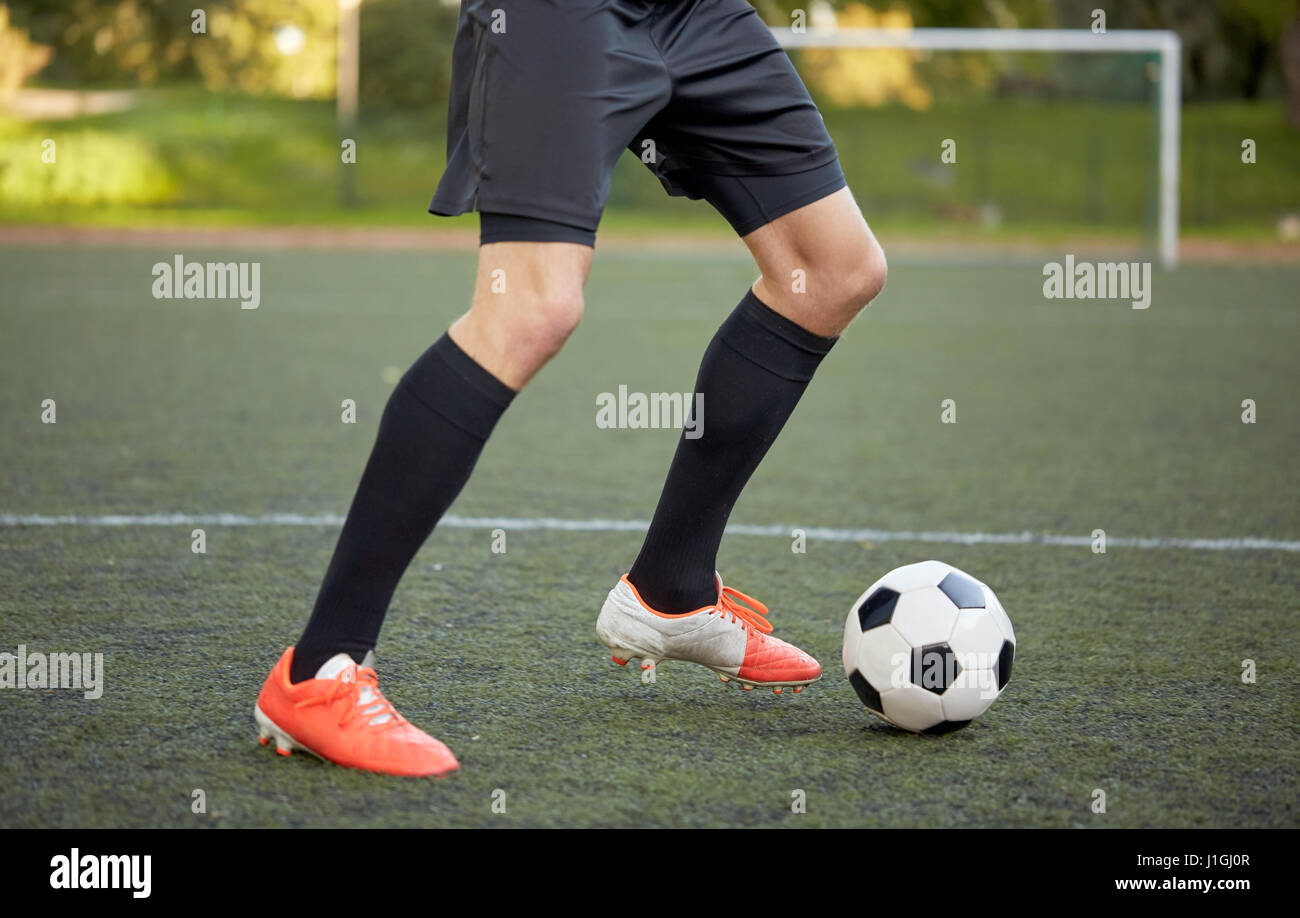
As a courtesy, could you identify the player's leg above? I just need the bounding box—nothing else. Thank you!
[625,186,885,603]
[743,186,887,338]
[255,239,590,777]
[605,196,884,690]
[290,240,590,681]
[450,239,591,389]
[258,0,666,774]
[601,0,884,691]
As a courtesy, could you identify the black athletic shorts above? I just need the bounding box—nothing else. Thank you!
[428,0,846,246]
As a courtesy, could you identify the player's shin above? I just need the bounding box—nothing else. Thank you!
[289,332,515,683]
[627,290,837,614]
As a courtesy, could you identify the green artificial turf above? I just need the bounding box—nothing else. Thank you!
[1,245,1297,827]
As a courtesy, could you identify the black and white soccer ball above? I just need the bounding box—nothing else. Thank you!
[842,560,1015,733]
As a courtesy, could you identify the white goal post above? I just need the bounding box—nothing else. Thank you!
[772,28,1182,268]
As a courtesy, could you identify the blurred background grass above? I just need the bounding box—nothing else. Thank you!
[1,0,1298,246]
[1,89,1298,242]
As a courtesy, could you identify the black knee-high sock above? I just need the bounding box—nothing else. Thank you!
[628,290,836,614]
[290,334,515,683]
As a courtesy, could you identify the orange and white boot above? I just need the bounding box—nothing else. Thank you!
[597,574,822,694]
[254,647,459,777]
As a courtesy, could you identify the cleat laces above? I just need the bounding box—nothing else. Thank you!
[710,585,774,635]
[296,666,404,730]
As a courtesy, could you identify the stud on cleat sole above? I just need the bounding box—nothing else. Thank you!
[719,674,730,682]
[255,704,316,762]
[773,687,783,694]
[611,655,628,666]
[793,686,803,693]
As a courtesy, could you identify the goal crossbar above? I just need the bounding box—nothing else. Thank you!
[772,28,1182,267]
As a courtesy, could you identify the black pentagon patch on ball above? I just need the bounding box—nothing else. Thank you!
[996,639,1014,690]
[910,642,961,695]
[848,669,884,713]
[857,587,899,631]
[937,571,985,609]
[924,719,972,735]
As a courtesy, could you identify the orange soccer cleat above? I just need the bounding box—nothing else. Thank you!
[254,647,459,778]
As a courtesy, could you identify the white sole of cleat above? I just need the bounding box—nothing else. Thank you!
[604,649,817,693]
[254,704,328,762]
[598,578,820,693]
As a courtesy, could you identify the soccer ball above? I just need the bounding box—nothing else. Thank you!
[842,560,1015,734]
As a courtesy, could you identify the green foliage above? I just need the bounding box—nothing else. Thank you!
[11,0,338,97]
[359,0,460,111]
[0,128,177,205]
[7,0,1298,109]
[14,0,200,86]
[1055,0,1299,100]
[0,4,53,94]
[193,0,337,100]
[12,0,458,107]
[751,0,1052,30]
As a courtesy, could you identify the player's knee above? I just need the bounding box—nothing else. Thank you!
[838,236,887,314]
[528,290,585,357]
[799,237,885,333]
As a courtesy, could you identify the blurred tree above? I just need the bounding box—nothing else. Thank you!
[10,0,457,110]
[799,5,935,109]
[192,0,336,99]
[0,4,53,96]
[752,0,1051,30]
[10,0,337,98]
[358,0,459,111]
[5,0,1296,118]
[766,0,1054,108]
[1053,0,1297,103]
[1283,7,1300,127]
[14,0,198,86]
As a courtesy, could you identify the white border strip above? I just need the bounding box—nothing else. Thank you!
[773,26,1177,53]
[1,513,1295,552]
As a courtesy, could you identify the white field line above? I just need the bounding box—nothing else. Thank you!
[1,512,1297,552]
